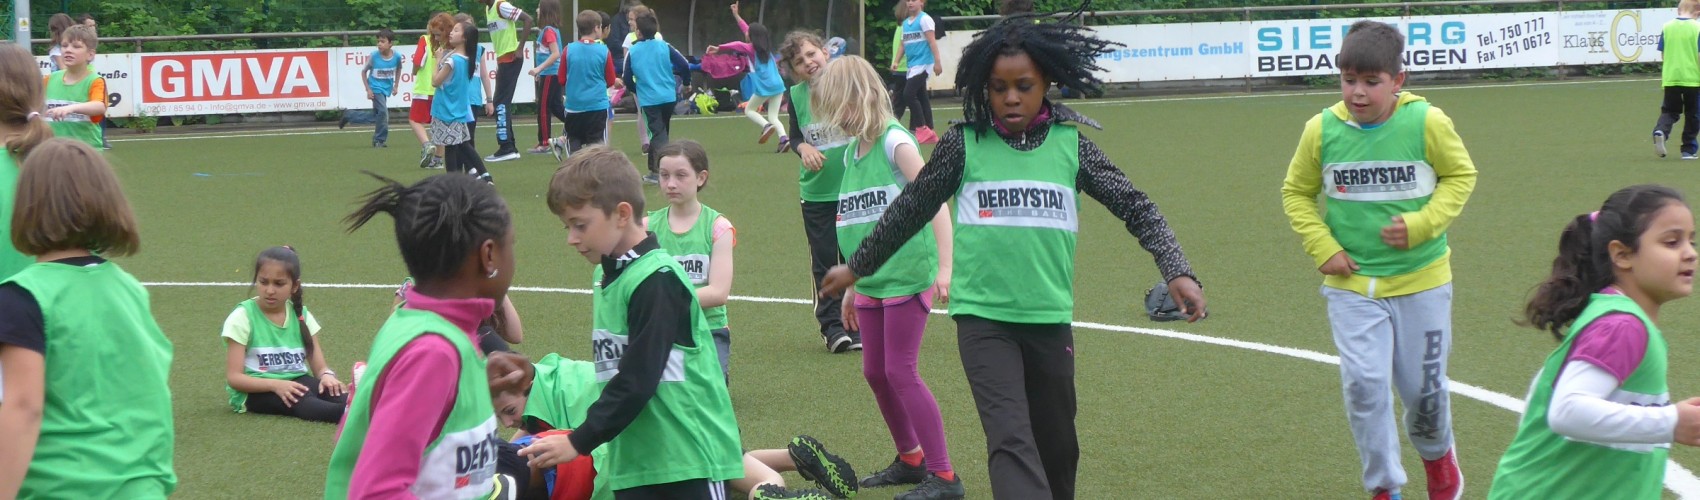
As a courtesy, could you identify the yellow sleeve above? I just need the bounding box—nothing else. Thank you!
[1280,114,1343,268]
[1403,106,1477,247]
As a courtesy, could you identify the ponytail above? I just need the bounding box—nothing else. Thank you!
[1522,185,1688,339]
[5,116,52,158]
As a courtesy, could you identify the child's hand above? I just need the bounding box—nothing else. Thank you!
[271,379,310,408]
[933,64,943,77]
[730,1,740,16]
[44,107,72,119]
[517,434,580,468]
[933,271,951,306]
[819,265,858,298]
[485,103,495,116]
[1166,276,1207,323]
[1675,397,1700,446]
[1381,215,1410,249]
[1318,251,1358,276]
[840,292,858,332]
[799,144,825,171]
[366,90,375,101]
[529,67,541,77]
[319,373,346,397]
[706,45,719,55]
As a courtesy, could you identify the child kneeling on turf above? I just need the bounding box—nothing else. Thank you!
[526,146,742,499]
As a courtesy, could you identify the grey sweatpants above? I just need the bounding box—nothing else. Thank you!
[1322,283,1456,494]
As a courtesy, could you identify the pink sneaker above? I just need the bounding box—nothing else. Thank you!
[1422,448,1462,500]
[916,126,940,145]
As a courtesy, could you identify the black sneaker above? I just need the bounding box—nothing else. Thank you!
[642,173,659,185]
[895,474,964,500]
[825,330,854,354]
[752,484,833,500]
[338,112,349,129]
[788,435,857,498]
[847,330,862,351]
[859,456,925,488]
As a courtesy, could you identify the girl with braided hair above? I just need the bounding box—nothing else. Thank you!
[819,7,1207,498]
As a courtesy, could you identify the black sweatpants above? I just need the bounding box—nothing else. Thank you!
[494,57,524,153]
[613,479,725,500]
[801,200,848,339]
[537,77,568,146]
[888,71,909,121]
[642,102,675,174]
[902,73,933,130]
[563,110,608,154]
[1657,85,1700,155]
[245,374,349,424]
[955,315,1078,500]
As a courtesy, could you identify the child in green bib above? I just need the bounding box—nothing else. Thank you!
[1651,0,1700,159]
[531,146,743,499]
[819,12,1206,500]
[648,140,737,381]
[325,172,517,499]
[486,351,857,500]
[0,139,175,498]
[394,276,526,355]
[1491,185,1700,499]
[1280,21,1476,500]
[813,55,962,499]
[0,44,51,281]
[41,26,107,149]
[780,29,861,354]
[223,246,348,423]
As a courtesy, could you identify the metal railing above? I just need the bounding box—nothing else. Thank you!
[938,0,1586,23]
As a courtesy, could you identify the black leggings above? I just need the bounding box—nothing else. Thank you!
[444,140,486,175]
[902,73,933,130]
[245,374,348,424]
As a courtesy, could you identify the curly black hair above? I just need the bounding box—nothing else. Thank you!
[345,172,512,284]
[956,2,1121,135]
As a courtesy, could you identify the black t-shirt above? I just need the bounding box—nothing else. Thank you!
[0,256,109,355]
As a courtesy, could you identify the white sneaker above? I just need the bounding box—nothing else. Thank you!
[1655,130,1668,158]
[550,137,566,162]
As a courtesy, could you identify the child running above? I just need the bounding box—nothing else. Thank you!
[708,22,788,150]
[222,246,347,424]
[780,30,859,353]
[324,172,515,498]
[486,351,857,499]
[819,12,1207,500]
[529,146,742,499]
[1653,0,1700,159]
[41,25,107,149]
[648,140,735,380]
[432,20,494,185]
[892,0,941,145]
[530,0,569,155]
[812,55,960,500]
[1280,20,1475,500]
[0,138,176,498]
[1490,184,1700,499]
[0,44,49,280]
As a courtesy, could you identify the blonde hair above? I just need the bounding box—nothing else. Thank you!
[12,139,141,257]
[1684,0,1700,15]
[0,44,51,158]
[811,56,896,143]
[60,25,97,52]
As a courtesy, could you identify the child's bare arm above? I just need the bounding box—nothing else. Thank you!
[0,345,45,498]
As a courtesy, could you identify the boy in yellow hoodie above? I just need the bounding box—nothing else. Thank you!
[1280,20,1477,500]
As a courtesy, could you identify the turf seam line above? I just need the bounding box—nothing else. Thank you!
[110,78,1657,144]
[140,280,1700,497]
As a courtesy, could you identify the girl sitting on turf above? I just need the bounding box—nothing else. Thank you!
[819,8,1207,499]
[1490,184,1700,499]
[0,138,177,498]
[648,140,736,381]
[222,245,347,424]
[484,351,857,500]
[324,172,516,499]
[811,55,960,499]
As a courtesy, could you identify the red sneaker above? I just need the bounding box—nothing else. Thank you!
[1422,448,1463,500]
[917,126,940,145]
[1372,490,1399,500]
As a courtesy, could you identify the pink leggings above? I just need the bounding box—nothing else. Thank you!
[856,289,952,472]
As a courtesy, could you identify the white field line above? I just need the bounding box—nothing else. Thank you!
[111,78,1657,143]
[143,279,1700,497]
